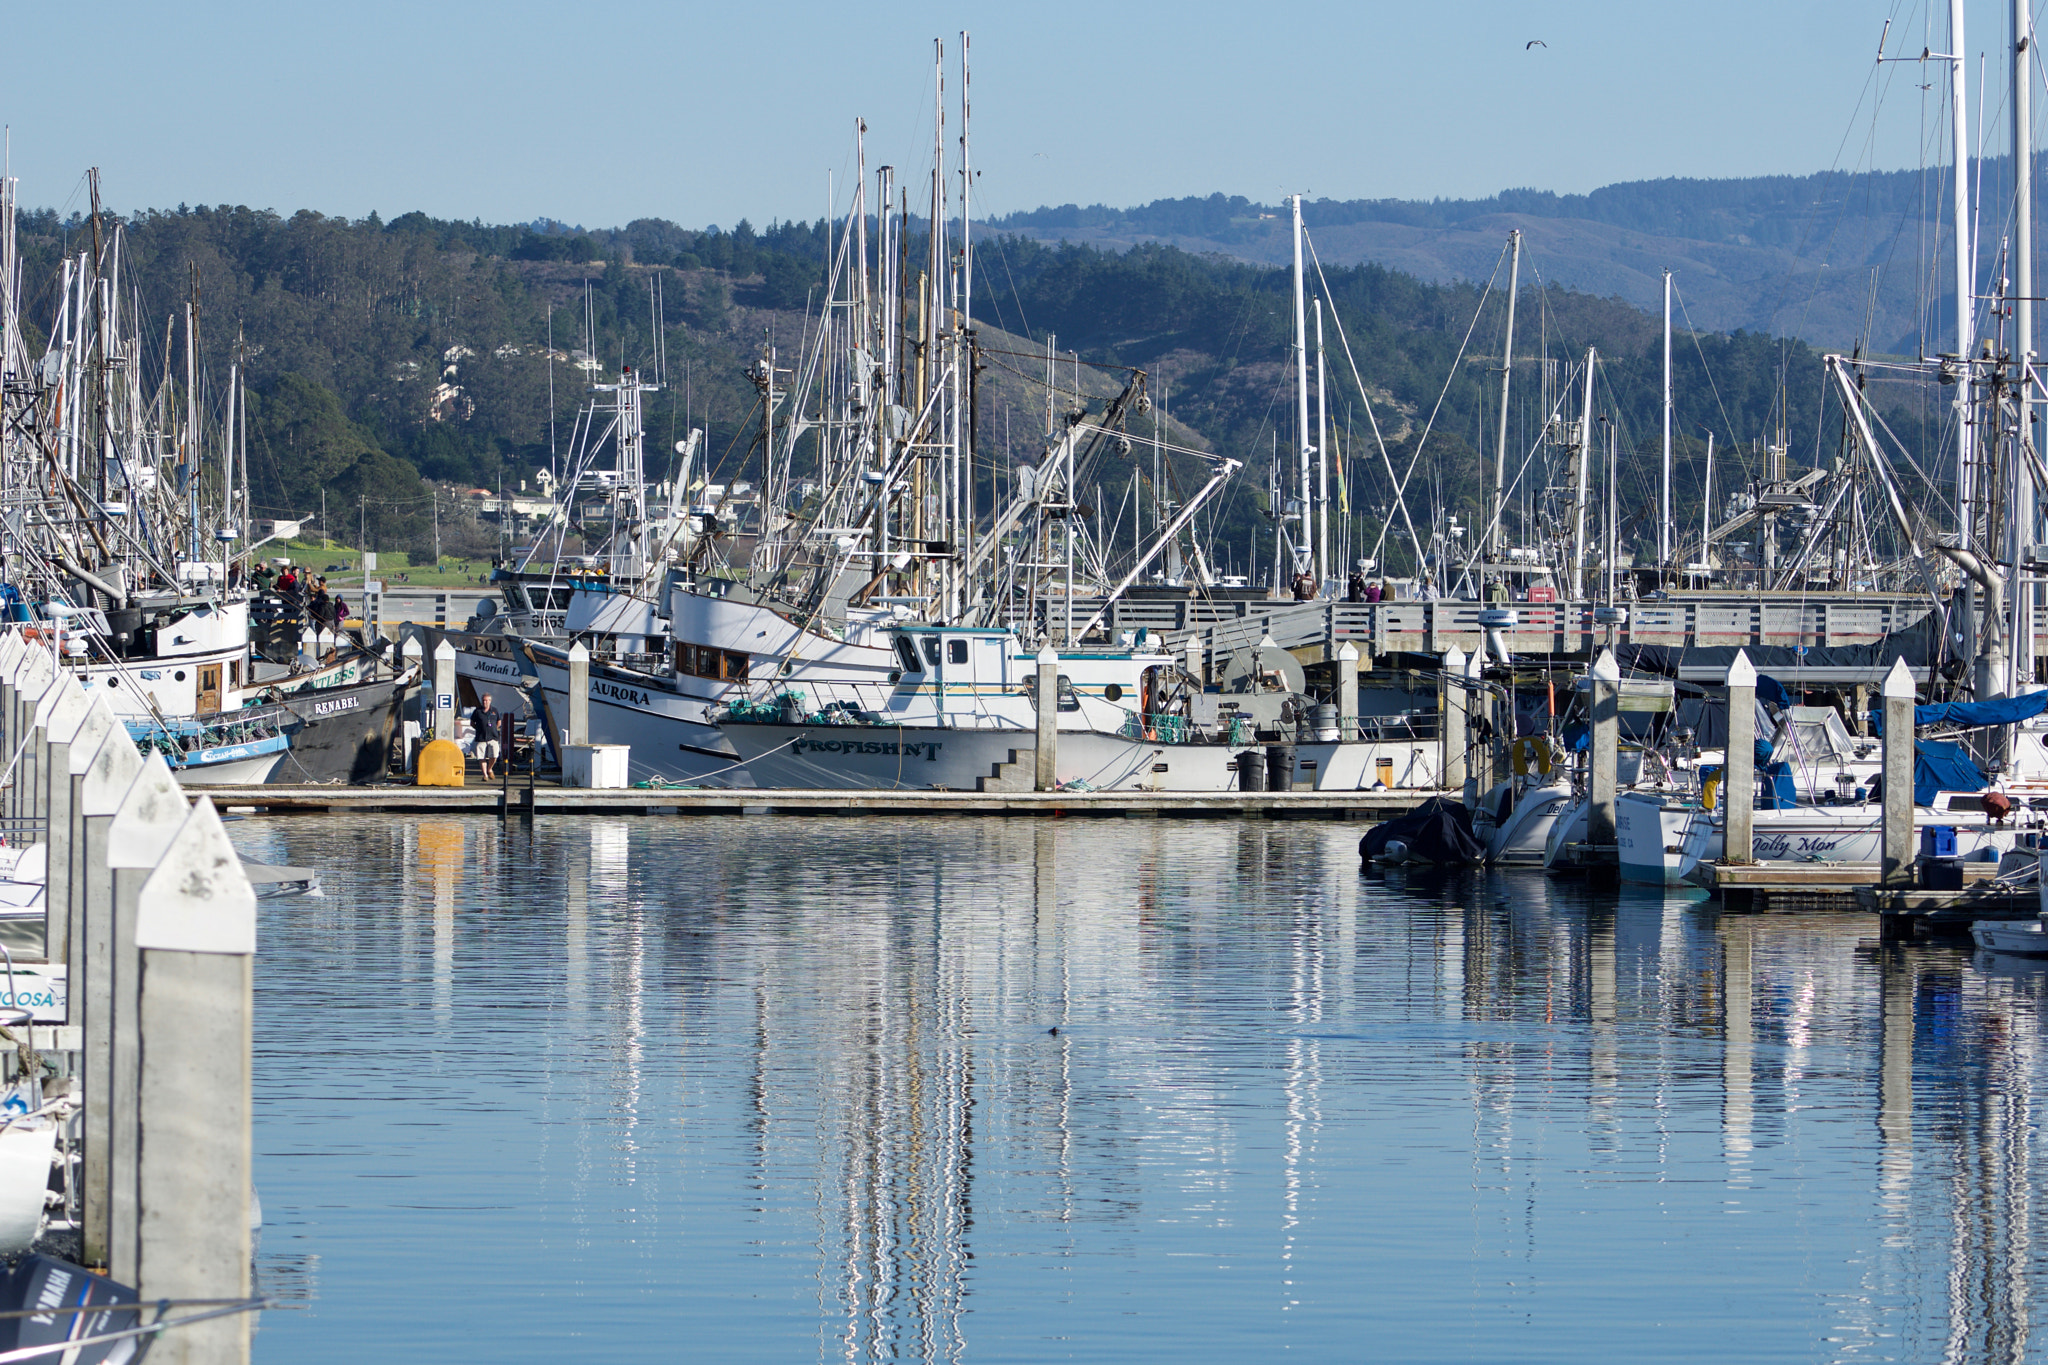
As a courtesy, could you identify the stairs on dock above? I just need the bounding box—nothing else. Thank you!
[977,749,1032,793]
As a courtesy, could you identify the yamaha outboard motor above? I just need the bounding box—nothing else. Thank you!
[0,1255,149,1363]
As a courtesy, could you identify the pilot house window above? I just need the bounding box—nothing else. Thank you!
[674,642,750,683]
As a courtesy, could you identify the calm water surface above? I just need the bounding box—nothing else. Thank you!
[231,814,2048,1363]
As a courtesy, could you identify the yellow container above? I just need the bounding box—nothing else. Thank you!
[1700,772,1720,811]
[416,738,466,787]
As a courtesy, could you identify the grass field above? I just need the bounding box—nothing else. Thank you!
[258,540,498,590]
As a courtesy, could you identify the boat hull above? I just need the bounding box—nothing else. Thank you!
[266,677,413,784]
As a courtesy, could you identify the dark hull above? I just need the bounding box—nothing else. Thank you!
[266,676,415,784]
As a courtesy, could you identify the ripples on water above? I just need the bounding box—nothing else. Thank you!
[231,814,2048,1363]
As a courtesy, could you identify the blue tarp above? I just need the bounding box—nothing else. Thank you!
[1912,739,1987,805]
[1908,691,2048,729]
[1755,675,1793,709]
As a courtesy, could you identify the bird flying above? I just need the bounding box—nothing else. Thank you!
[1526,39,1546,48]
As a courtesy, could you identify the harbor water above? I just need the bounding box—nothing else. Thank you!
[239,814,2048,1362]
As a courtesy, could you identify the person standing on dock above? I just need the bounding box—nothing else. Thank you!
[472,692,502,781]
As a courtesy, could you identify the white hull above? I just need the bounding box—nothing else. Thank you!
[1973,920,2048,954]
[527,657,741,786]
[1480,779,1573,864]
[1673,804,2018,885]
[1617,792,1708,885]
[174,747,287,785]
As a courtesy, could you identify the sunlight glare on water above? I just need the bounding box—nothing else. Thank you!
[235,814,2048,1363]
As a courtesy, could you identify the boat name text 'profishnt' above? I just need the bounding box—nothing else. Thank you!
[793,736,944,761]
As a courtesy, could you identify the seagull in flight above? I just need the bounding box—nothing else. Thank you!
[1526,39,1546,48]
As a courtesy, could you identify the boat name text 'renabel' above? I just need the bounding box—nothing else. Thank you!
[310,695,362,716]
[793,736,943,761]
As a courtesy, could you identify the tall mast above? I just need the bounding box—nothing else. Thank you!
[2016,0,2033,372]
[1572,348,1596,600]
[2013,0,2035,689]
[1660,269,1673,570]
[1951,0,1975,541]
[1318,296,1335,589]
[1290,194,1312,592]
[1491,230,1521,564]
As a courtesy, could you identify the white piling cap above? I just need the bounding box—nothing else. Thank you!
[0,633,23,674]
[1465,650,1485,679]
[67,694,118,776]
[432,637,457,661]
[1443,644,1467,668]
[136,797,256,956]
[79,719,145,817]
[1036,644,1059,665]
[39,676,91,743]
[107,751,191,870]
[400,636,423,660]
[1336,641,1360,662]
[1590,647,1621,682]
[568,640,591,662]
[1726,648,1756,688]
[15,646,53,692]
[1883,655,1916,699]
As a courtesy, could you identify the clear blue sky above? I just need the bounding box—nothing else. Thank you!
[5,1,2036,228]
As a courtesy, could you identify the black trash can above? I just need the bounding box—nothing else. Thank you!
[1267,743,1297,793]
[1237,750,1267,792]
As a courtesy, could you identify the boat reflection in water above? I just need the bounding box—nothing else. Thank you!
[246,816,2048,1363]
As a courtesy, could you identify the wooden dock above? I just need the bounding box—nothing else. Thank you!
[192,782,1445,820]
[1699,858,2037,928]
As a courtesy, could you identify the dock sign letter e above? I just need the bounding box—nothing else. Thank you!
[438,693,453,709]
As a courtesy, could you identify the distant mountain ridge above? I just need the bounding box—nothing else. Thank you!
[987,158,2045,354]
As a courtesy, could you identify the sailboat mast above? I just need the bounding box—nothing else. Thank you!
[1491,229,1520,564]
[1951,0,1975,540]
[1291,194,1312,592]
[2014,0,2035,689]
[1572,348,1596,600]
[1314,298,1328,592]
[1661,269,1673,570]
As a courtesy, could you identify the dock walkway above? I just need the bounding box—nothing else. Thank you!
[197,782,1445,819]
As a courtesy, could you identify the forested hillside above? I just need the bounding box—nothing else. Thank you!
[8,201,1887,574]
[991,158,2046,357]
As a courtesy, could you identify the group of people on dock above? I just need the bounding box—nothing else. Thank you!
[247,564,350,641]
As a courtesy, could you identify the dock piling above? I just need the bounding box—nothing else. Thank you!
[1442,646,1468,797]
[104,753,188,1287]
[76,723,143,1268]
[432,638,457,744]
[1881,656,1915,886]
[567,640,591,750]
[37,677,88,965]
[1588,648,1621,852]
[1724,649,1756,864]
[1034,646,1058,792]
[1336,641,1359,741]
[132,797,257,1365]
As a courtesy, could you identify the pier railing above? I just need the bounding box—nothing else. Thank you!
[1006,592,1949,677]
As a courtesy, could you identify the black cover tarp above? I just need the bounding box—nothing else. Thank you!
[1359,798,1485,865]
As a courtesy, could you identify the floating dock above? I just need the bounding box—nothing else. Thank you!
[1698,858,2040,930]
[195,782,1445,820]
